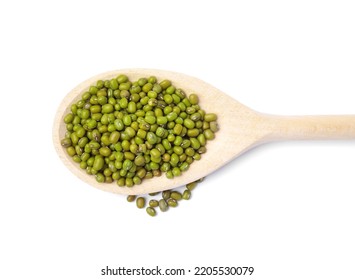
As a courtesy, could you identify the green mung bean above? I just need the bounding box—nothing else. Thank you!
[167,198,178,207]
[159,199,169,212]
[189,94,199,105]
[170,191,182,201]
[149,199,159,207]
[186,182,197,191]
[127,195,136,202]
[149,192,159,196]
[182,189,191,200]
[209,121,219,132]
[136,197,145,209]
[162,190,171,200]
[204,113,217,122]
[146,207,157,216]
[203,129,215,140]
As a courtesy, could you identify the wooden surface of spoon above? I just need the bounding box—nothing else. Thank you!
[53,69,355,195]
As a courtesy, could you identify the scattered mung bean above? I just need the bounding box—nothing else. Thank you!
[126,177,206,216]
[146,207,157,217]
[136,197,145,209]
[170,191,182,201]
[167,198,178,207]
[182,189,191,200]
[149,199,159,207]
[127,195,136,202]
[186,182,197,191]
[162,190,171,200]
[159,199,169,212]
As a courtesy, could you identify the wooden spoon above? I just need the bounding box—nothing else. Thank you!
[53,69,355,195]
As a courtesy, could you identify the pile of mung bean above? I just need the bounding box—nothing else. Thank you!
[61,74,218,188]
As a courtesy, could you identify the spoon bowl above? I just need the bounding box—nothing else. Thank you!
[53,69,355,195]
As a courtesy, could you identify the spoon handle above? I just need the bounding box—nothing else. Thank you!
[262,114,355,141]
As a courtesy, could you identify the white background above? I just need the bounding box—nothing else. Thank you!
[1,0,355,279]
